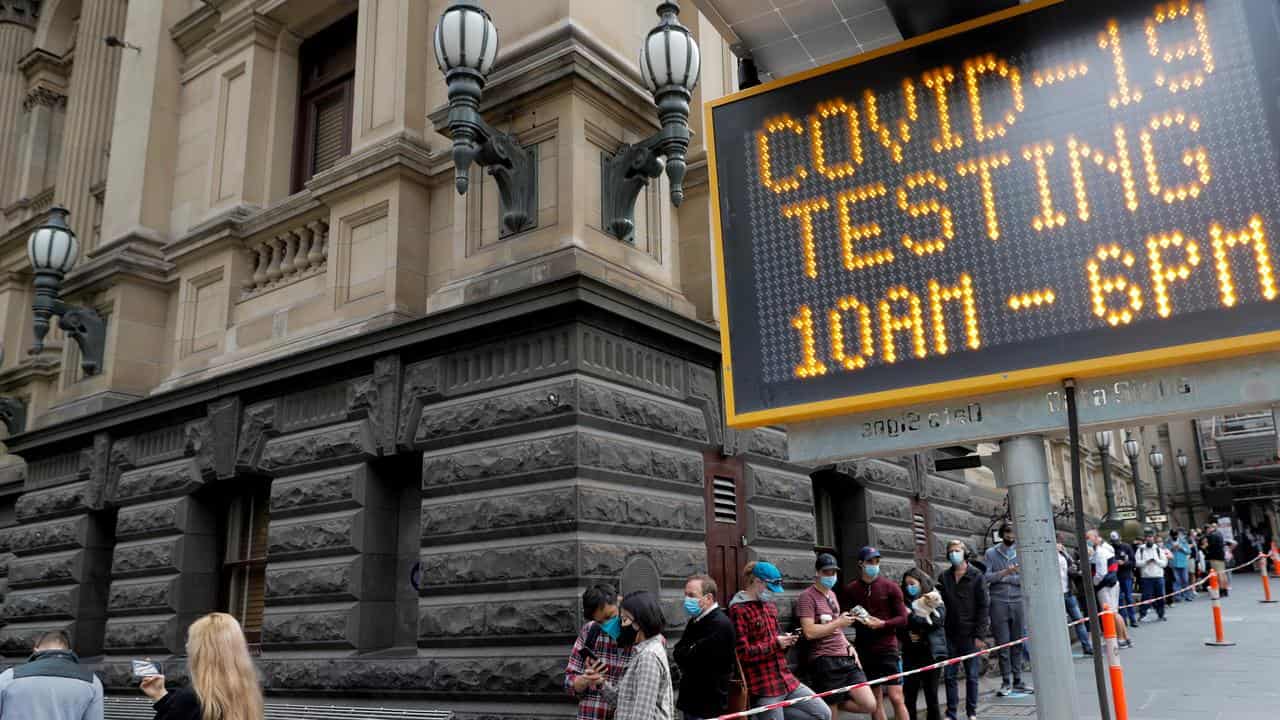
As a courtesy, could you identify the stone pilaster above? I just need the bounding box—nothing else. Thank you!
[98,0,185,250]
[52,0,127,247]
[0,7,34,224]
[351,0,428,151]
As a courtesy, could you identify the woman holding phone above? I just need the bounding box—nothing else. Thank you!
[140,612,264,720]
[583,591,674,720]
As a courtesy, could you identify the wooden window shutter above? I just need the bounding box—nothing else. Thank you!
[292,13,357,191]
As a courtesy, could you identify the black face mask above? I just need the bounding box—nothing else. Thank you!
[1002,537,1015,546]
[617,624,640,648]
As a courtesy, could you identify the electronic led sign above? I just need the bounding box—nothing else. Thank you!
[708,0,1280,427]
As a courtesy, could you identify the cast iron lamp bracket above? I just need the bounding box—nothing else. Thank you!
[436,3,537,237]
[26,206,106,376]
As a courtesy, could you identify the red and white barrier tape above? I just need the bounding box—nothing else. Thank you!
[712,553,1265,720]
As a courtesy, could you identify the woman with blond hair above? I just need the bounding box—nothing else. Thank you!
[141,612,264,720]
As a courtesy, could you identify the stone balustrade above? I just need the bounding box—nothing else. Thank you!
[241,218,329,298]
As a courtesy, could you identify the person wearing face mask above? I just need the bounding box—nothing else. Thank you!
[899,569,946,720]
[840,547,908,720]
[984,524,1031,697]
[566,584,634,720]
[1136,528,1169,622]
[672,575,736,720]
[728,561,831,720]
[936,540,988,720]
[796,554,877,719]
[585,591,673,720]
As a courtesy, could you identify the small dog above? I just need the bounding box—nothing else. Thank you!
[911,590,944,624]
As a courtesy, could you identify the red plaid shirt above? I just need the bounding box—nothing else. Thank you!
[728,598,799,698]
[564,621,633,720]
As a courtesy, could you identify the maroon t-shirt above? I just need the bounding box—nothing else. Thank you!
[841,575,908,655]
[795,585,853,657]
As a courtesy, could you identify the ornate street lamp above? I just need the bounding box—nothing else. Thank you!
[1176,448,1194,528]
[1123,431,1146,524]
[434,2,537,236]
[27,206,105,375]
[601,1,700,243]
[1148,444,1168,523]
[1095,430,1116,517]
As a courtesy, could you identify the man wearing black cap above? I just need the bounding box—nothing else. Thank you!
[797,554,878,718]
[840,547,909,720]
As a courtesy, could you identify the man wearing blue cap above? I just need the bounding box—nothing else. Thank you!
[728,561,831,720]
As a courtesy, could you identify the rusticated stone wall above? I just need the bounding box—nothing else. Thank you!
[0,301,826,720]
[0,442,114,656]
[104,420,221,656]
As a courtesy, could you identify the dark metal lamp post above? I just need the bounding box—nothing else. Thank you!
[601,1,700,243]
[1148,445,1167,523]
[1095,430,1116,518]
[434,1,537,236]
[1123,432,1146,525]
[27,206,105,376]
[1176,448,1194,528]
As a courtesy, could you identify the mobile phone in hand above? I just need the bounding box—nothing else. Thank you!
[578,645,598,664]
[131,659,162,679]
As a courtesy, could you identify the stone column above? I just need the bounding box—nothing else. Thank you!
[99,0,185,250]
[0,2,35,220]
[351,0,428,151]
[52,0,127,247]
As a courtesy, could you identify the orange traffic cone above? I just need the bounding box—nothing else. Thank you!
[1205,570,1236,646]
[1100,605,1129,720]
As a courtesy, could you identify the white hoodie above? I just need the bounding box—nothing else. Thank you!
[1135,542,1168,579]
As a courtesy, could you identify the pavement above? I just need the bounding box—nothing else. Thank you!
[970,575,1280,720]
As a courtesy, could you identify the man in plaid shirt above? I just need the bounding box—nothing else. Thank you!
[728,561,832,720]
[565,584,633,720]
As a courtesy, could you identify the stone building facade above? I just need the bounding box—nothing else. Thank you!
[0,1,1165,717]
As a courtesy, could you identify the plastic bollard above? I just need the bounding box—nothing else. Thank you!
[1205,570,1236,647]
[1262,555,1278,604]
[1100,605,1128,720]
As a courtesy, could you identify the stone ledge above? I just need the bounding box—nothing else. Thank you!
[259,420,377,475]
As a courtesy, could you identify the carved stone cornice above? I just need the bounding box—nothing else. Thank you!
[0,0,40,30]
[304,131,441,200]
[170,1,219,54]
[17,47,68,84]
[20,84,64,112]
[428,20,658,136]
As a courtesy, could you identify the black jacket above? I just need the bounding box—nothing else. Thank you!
[153,687,202,720]
[936,565,989,641]
[1115,542,1137,580]
[673,606,737,718]
[1205,530,1226,561]
[900,603,948,665]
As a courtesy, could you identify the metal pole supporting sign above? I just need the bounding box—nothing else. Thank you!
[1001,434,1082,720]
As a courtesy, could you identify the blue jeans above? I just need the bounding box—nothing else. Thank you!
[1173,567,1192,600]
[754,684,832,720]
[944,637,980,718]
[1118,576,1137,625]
[1139,577,1166,619]
[1064,593,1093,652]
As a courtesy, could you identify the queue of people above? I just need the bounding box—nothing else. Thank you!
[563,535,1052,720]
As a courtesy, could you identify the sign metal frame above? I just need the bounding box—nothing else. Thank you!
[706,0,1280,429]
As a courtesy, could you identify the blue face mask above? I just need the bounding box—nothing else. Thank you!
[906,584,921,597]
[864,565,880,579]
[600,615,622,640]
[819,575,838,589]
[683,598,703,617]
[948,551,965,566]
